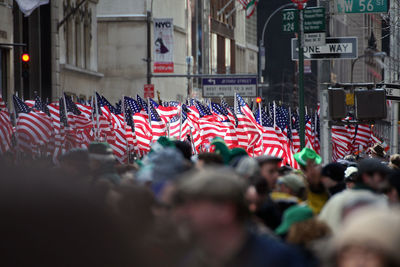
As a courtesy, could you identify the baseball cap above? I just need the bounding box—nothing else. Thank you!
[275,205,313,235]
[277,174,305,194]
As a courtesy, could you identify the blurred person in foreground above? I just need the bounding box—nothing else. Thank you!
[328,208,400,267]
[319,158,390,233]
[0,164,141,267]
[172,168,306,267]
[385,170,400,204]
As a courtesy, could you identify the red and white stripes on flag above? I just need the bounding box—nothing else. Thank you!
[15,111,54,153]
[0,110,13,153]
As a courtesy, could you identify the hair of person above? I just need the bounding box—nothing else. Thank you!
[197,152,224,165]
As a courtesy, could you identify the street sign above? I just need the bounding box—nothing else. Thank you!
[303,7,325,32]
[282,9,298,33]
[333,0,388,14]
[202,77,257,97]
[144,84,154,98]
[282,7,325,33]
[304,32,326,46]
[291,37,358,60]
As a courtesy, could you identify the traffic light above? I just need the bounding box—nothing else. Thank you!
[22,53,30,62]
[21,53,30,79]
[256,97,262,104]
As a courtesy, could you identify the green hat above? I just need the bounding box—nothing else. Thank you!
[275,205,313,236]
[294,148,322,166]
[211,137,231,164]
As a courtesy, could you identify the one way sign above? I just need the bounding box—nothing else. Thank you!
[291,37,358,60]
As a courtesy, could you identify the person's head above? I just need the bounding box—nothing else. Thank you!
[88,142,116,171]
[275,205,314,237]
[294,148,322,172]
[356,158,390,191]
[386,171,400,204]
[196,152,224,169]
[256,155,282,190]
[321,163,346,189]
[246,174,269,212]
[332,208,400,267]
[389,154,400,169]
[276,174,305,198]
[369,143,387,159]
[286,218,331,247]
[235,156,260,178]
[344,166,358,189]
[59,148,90,177]
[173,140,192,161]
[172,168,248,238]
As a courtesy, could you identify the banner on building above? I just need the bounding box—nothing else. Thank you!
[16,0,49,16]
[153,18,174,73]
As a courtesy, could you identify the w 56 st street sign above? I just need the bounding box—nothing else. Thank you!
[333,0,388,14]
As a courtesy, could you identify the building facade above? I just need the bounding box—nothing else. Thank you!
[0,0,14,106]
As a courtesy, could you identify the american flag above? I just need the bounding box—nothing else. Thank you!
[34,96,50,116]
[258,110,286,160]
[13,95,32,114]
[332,124,352,161]
[101,96,120,114]
[221,99,238,126]
[291,113,301,153]
[0,95,6,110]
[137,95,148,112]
[151,98,180,122]
[124,96,142,114]
[64,94,92,130]
[235,94,261,152]
[13,95,54,154]
[148,102,167,140]
[305,114,315,150]
[273,105,298,168]
[0,109,13,153]
[169,112,188,140]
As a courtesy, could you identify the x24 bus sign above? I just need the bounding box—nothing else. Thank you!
[333,0,388,14]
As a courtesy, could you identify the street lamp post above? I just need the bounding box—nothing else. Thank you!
[258,3,296,84]
[350,50,387,86]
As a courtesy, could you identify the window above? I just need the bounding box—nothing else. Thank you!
[75,15,81,67]
[83,4,91,69]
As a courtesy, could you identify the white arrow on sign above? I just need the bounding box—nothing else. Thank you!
[208,79,216,85]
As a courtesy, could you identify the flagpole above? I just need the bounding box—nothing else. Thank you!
[189,126,196,154]
[178,103,183,140]
[147,97,151,127]
[273,101,276,127]
[258,101,264,155]
[62,92,69,127]
[94,93,100,141]
[122,95,130,163]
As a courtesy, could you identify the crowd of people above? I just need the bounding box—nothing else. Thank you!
[1,137,400,267]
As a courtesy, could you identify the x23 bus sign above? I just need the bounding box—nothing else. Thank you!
[333,0,388,14]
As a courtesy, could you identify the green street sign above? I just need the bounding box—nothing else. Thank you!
[282,9,298,33]
[334,0,388,14]
[304,7,325,33]
[282,7,325,33]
